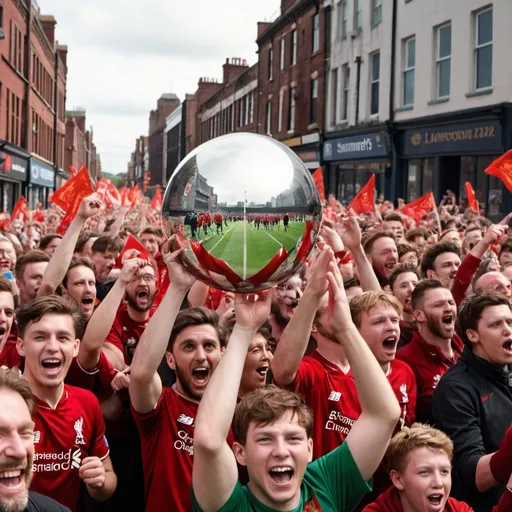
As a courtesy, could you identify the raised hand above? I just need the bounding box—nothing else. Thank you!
[326,260,352,335]
[234,292,272,332]
[337,209,362,250]
[162,236,196,292]
[482,223,509,246]
[77,193,103,220]
[304,246,334,300]
[118,258,147,285]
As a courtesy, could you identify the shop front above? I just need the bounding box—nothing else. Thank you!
[281,133,322,172]
[29,158,55,209]
[398,116,506,220]
[0,142,29,213]
[322,129,391,204]
[55,168,70,189]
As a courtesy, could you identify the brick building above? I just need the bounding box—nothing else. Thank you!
[256,0,326,171]
[196,58,258,146]
[127,135,148,189]
[0,0,69,211]
[148,93,180,187]
[65,108,100,180]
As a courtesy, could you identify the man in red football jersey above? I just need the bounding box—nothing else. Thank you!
[129,238,228,512]
[0,276,17,368]
[214,212,223,235]
[396,279,462,424]
[15,295,116,511]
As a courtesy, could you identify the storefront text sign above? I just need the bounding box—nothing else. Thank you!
[323,131,390,161]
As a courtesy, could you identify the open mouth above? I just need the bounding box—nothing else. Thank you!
[427,493,444,507]
[41,358,62,375]
[81,297,94,306]
[442,314,454,326]
[0,469,25,490]
[502,339,512,355]
[382,336,398,350]
[0,326,6,337]
[269,466,294,484]
[449,272,458,279]
[192,367,210,385]
[256,366,269,379]
[385,262,397,271]
[137,290,148,301]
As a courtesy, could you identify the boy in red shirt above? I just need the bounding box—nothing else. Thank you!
[16,295,116,511]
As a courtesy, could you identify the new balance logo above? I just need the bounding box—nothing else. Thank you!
[177,414,194,426]
[328,391,342,402]
[71,448,82,469]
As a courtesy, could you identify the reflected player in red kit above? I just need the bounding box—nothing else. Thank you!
[214,212,223,235]
[15,295,116,511]
[129,238,230,512]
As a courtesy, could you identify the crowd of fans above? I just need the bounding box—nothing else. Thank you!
[1,190,512,512]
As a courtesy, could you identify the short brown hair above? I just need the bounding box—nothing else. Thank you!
[167,307,229,352]
[420,242,460,278]
[0,275,13,294]
[363,231,396,255]
[384,423,453,474]
[349,291,402,328]
[233,385,313,445]
[17,295,86,340]
[91,236,124,255]
[411,278,448,311]
[140,226,164,238]
[74,231,100,253]
[63,258,96,288]
[15,250,50,279]
[384,213,405,226]
[405,227,429,243]
[397,242,419,260]
[457,292,511,348]
[39,234,62,250]
[0,367,35,418]
[389,262,420,291]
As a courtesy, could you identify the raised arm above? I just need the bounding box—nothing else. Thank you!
[329,261,400,480]
[272,247,332,387]
[79,258,145,370]
[129,238,196,414]
[193,292,272,512]
[38,194,102,297]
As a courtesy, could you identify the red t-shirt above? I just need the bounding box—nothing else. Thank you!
[214,213,222,224]
[31,385,110,512]
[396,331,463,424]
[0,333,21,368]
[362,485,473,511]
[132,387,234,512]
[277,350,360,460]
[105,305,156,364]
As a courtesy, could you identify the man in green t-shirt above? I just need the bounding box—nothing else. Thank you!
[192,249,401,511]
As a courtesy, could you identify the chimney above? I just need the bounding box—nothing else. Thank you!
[56,45,68,69]
[38,15,56,47]
[257,21,273,39]
[222,57,249,85]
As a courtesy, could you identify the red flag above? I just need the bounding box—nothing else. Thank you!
[312,168,325,203]
[11,196,29,222]
[465,182,479,214]
[151,185,162,211]
[114,234,150,269]
[32,203,45,223]
[485,150,512,192]
[399,192,437,224]
[49,164,94,234]
[348,174,376,215]
[69,166,78,177]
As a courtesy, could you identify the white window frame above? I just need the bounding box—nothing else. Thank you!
[310,78,319,124]
[354,0,362,30]
[372,0,382,26]
[249,92,254,123]
[291,29,297,66]
[279,37,285,71]
[340,0,348,39]
[342,64,350,120]
[370,52,380,115]
[268,47,273,80]
[312,13,320,53]
[403,37,415,106]
[474,7,493,91]
[288,88,296,131]
[435,23,451,99]
[331,68,339,125]
[266,100,272,135]
[278,89,284,132]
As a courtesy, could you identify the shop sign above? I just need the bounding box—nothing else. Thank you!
[323,131,390,161]
[30,160,55,187]
[404,120,503,156]
[0,151,28,181]
[281,137,302,148]
[296,151,319,162]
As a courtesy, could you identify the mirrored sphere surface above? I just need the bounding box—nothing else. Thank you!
[162,133,322,292]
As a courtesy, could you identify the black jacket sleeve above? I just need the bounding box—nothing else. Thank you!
[28,491,71,512]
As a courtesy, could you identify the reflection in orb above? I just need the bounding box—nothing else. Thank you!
[162,133,322,292]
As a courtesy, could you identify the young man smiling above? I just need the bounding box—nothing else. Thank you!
[192,260,400,511]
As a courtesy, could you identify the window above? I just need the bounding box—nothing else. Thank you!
[474,8,493,90]
[249,92,254,123]
[288,88,296,131]
[370,52,380,115]
[342,64,350,120]
[310,78,319,124]
[403,37,415,106]
[9,22,23,73]
[0,6,4,39]
[312,14,320,53]
[5,90,21,146]
[372,0,382,26]
[268,47,273,80]
[339,1,348,39]
[266,100,272,135]
[354,0,362,29]
[331,69,338,125]
[436,23,451,98]
[278,89,284,132]
[290,29,297,66]
[279,38,285,71]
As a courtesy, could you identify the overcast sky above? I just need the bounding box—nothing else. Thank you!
[39,0,280,175]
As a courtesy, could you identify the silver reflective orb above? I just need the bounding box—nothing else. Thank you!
[162,133,322,292]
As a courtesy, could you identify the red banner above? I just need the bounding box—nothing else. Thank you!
[348,174,375,215]
[485,149,512,192]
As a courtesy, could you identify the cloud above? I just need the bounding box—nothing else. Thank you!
[40,0,280,173]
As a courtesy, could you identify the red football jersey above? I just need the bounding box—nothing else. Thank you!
[132,387,234,512]
[214,213,222,224]
[396,331,463,424]
[387,359,417,432]
[0,333,21,368]
[31,385,110,512]
[277,350,361,460]
[105,305,156,364]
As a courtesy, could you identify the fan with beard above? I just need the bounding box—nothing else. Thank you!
[126,287,157,313]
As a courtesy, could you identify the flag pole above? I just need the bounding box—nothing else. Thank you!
[243,190,247,281]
